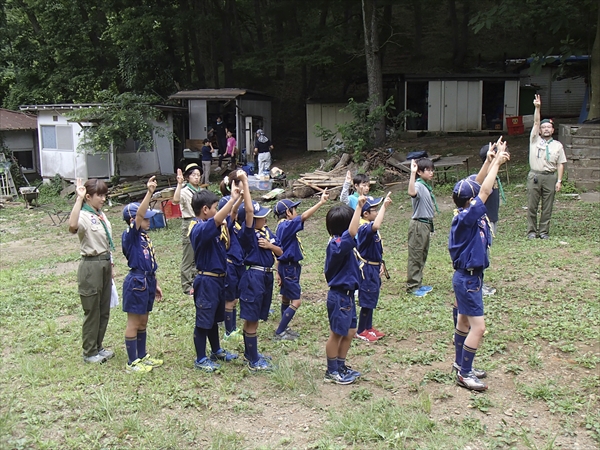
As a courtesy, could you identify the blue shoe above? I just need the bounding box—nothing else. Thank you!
[412,289,428,297]
[194,357,221,372]
[340,364,361,378]
[419,285,433,293]
[324,370,356,385]
[248,356,274,371]
[210,348,238,362]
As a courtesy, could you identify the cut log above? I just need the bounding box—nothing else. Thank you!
[292,185,316,198]
[322,154,341,171]
[334,153,352,169]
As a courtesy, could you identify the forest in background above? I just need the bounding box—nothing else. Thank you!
[1,0,598,140]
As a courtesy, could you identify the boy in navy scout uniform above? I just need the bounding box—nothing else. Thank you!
[217,190,244,341]
[272,190,329,341]
[323,200,365,385]
[237,172,283,371]
[449,144,510,391]
[121,176,164,373]
[189,183,242,372]
[355,193,392,342]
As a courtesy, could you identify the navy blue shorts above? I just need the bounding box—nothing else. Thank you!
[452,270,484,317]
[122,272,156,315]
[278,262,302,300]
[193,275,226,329]
[239,269,274,322]
[224,263,245,300]
[358,264,381,308]
[327,289,357,336]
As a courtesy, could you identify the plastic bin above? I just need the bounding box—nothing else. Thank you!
[150,211,166,229]
[506,116,524,135]
[247,175,272,191]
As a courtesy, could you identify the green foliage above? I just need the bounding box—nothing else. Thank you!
[64,91,168,154]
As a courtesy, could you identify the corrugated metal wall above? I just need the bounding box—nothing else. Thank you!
[522,67,586,117]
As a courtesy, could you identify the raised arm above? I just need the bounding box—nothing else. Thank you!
[68,178,86,234]
[172,168,184,205]
[135,176,157,230]
[475,138,503,185]
[349,195,366,238]
[408,159,418,197]
[236,170,253,224]
[301,189,329,222]
[214,181,241,226]
[531,94,541,141]
[372,192,392,232]
[478,151,510,204]
[340,170,352,205]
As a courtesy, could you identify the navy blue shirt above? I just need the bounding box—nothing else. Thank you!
[239,221,279,267]
[486,183,500,223]
[276,216,304,263]
[122,221,158,274]
[448,197,491,270]
[325,231,360,291]
[356,220,383,263]
[226,216,244,265]
[189,217,227,273]
[201,145,212,161]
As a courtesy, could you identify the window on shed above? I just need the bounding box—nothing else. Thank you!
[120,138,153,153]
[41,125,73,151]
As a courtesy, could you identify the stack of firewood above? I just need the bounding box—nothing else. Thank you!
[108,175,177,202]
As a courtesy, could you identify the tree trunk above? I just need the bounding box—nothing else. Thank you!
[589,6,600,120]
[412,0,423,57]
[361,0,386,147]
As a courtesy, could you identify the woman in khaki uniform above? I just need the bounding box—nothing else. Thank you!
[68,178,115,363]
[172,163,202,296]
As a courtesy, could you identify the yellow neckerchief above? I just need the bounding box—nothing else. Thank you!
[278,218,304,257]
[186,218,230,249]
[220,222,230,250]
[453,206,495,240]
[256,226,276,262]
[140,228,157,269]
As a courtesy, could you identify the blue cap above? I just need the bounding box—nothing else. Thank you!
[218,195,231,210]
[274,199,301,217]
[238,200,271,219]
[362,196,383,213]
[123,203,157,221]
[453,176,480,199]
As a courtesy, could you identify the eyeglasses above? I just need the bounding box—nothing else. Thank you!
[423,168,435,172]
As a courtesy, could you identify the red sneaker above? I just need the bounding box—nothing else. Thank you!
[354,330,377,342]
[368,328,385,338]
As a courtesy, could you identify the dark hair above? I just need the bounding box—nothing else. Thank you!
[84,179,108,198]
[192,190,219,216]
[452,192,471,208]
[352,173,370,187]
[417,158,434,173]
[219,170,242,195]
[203,138,210,144]
[274,206,295,220]
[326,204,353,236]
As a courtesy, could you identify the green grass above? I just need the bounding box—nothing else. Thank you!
[1,154,599,449]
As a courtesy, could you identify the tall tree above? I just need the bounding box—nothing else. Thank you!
[361,0,385,147]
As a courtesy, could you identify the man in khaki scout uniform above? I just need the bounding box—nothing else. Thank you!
[527,94,567,240]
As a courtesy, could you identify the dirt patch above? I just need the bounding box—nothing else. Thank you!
[37,261,79,276]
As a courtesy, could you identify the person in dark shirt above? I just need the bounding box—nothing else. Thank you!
[201,138,213,185]
[214,116,228,172]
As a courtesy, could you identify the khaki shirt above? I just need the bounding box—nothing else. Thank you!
[179,186,196,219]
[77,209,113,256]
[529,131,567,173]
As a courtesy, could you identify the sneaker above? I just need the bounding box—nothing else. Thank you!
[194,357,221,372]
[83,354,107,364]
[223,328,243,342]
[368,328,385,338]
[457,371,488,391]
[126,358,153,373]
[412,288,428,298]
[273,330,297,341]
[482,284,496,297]
[214,166,222,172]
[354,330,378,342]
[140,353,163,367]
[419,285,433,293]
[340,364,362,378]
[243,352,273,363]
[527,233,537,240]
[539,234,549,240]
[210,348,238,362]
[98,348,115,360]
[324,370,356,385]
[248,356,274,371]
[285,327,300,338]
[452,362,487,379]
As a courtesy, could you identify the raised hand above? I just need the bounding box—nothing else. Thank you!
[176,168,184,185]
[147,175,157,194]
[357,195,367,209]
[320,188,329,203]
[410,159,418,174]
[345,170,352,184]
[383,191,392,207]
[236,169,248,181]
[533,94,541,108]
[75,178,86,199]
